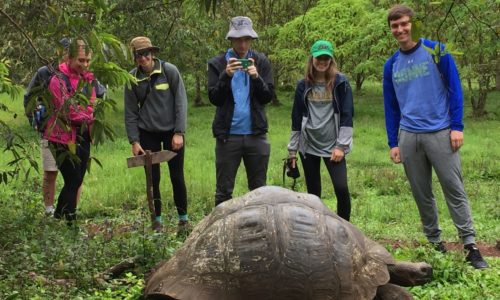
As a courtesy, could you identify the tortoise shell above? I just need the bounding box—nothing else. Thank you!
[145,186,395,300]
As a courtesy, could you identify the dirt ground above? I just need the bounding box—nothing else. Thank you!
[444,241,500,257]
[380,239,500,257]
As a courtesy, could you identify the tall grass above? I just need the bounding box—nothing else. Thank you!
[0,84,498,299]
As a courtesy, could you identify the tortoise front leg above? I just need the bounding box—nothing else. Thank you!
[374,283,413,300]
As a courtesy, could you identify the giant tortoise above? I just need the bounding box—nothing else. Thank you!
[145,186,432,300]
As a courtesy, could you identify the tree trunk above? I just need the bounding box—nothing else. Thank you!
[466,77,477,115]
[271,91,281,106]
[474,88,488,117]
[472,64,490,117]
[194,74,203,107]
[270,65,281,107]
[496,67,500,91]
[355,74,364,91]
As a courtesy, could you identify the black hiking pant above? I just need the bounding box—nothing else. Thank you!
[139,129,188,217]
[299,152,351,221]
[51,129,90,222]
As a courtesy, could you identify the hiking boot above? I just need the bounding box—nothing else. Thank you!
[152,220,163,232]
[431,241,447,254]
[177,220,192,238]
[464,244,489,269]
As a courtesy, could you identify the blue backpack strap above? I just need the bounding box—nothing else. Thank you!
[422,39,447,88]
[422,39,444,64]
[390,50,399,69]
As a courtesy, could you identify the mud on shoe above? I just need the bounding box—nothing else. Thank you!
[465,244,489,269]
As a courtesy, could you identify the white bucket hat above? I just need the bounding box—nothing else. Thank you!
[225,16,258,40]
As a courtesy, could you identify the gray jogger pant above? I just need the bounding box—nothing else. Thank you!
[399,129,476,245]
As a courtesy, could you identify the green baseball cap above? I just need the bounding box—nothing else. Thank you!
[310,40,334,58]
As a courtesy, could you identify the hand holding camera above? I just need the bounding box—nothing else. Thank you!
[237,58,253,69]
[226,58,258,78]
[282,155,300,190]
[285,157,300,179]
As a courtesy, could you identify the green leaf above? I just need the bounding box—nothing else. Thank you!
[411,19,423,42]
[68,142,76,155]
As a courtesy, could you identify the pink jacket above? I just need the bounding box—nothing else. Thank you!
[44,63,95,144]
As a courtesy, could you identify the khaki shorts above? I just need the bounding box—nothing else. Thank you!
[40,139,58,172]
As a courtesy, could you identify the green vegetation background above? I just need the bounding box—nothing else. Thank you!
[0,84,499,299]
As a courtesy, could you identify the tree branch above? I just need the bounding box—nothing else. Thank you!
[0,8,49,65]
[459,0,499,39]
[449,12,467,44]
[435,1,455,56]
[163,7,180,45]
[298,0,315,39]
[109,0,184,16]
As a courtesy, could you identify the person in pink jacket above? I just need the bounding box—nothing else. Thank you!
[44,39,95,224]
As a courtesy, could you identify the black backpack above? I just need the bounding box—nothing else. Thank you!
[24,64,106,133]
[24,64,62,132]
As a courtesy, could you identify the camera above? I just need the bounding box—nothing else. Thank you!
[285,158,300,179]
[237,59,253,69]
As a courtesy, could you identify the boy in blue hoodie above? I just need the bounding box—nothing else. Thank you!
[383,4,488,269]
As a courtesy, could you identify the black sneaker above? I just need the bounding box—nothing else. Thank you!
[152,220,163,232]
[464,244,489,269]
[177,220,192,238]
[431,241,447,253]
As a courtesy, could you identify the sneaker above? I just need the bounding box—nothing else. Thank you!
[152,220,163,232]
[431,241,447,254]
[45,206,55,216]
[177,220,192,238]
[464,244,489,269]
